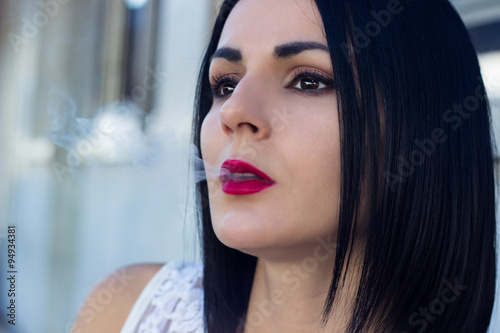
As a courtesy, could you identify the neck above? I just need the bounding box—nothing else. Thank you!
[242,240,364,333]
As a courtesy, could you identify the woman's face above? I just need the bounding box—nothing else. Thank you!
[200,0,341,259]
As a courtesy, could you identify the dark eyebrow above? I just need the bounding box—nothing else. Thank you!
[273,41,329,60]
[210,47,242,63]
[210,41,329,64]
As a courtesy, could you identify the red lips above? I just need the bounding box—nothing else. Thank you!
[220,159,275,195]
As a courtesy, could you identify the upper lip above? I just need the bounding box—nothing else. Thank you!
[220,159,275,183]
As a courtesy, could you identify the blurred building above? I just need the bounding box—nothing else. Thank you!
[0,1,214,332]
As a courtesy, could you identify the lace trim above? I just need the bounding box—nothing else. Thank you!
[121,261,204,333]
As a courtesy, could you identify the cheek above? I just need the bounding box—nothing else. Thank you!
[292,104,340,180]
[200,114,217,188]
[200,111,221,166]
[290,110,341,226]
[200,110,229,205]
[302,146,340,211]
[199,114,210,158]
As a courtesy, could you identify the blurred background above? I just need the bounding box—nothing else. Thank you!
[0,0,499,332]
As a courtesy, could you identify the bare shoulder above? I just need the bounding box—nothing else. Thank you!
[70,263,164,333]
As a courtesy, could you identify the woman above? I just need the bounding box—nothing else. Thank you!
[72,0,496,332]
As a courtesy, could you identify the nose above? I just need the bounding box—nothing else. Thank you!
[219,76,272,141]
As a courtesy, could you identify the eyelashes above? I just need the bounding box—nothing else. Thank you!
[209,69,335,99]
[287,69,336,95]
[210,73,238,98]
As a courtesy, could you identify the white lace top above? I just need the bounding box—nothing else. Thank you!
[120,261,205,333]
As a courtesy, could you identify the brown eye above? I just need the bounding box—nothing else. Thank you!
[211,75,238,98]
[219,83,236,96]
[286,69,335,95]
[293,77,326,90]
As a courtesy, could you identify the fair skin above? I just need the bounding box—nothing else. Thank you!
[70,264,163,333]
[202,0,342,262]
[201,0,365,332]
[71,0,366,332]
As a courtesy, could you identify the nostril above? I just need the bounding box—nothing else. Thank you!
[238,122,258,133]
[222,122,232,134]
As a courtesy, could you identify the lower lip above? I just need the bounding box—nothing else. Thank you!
[221,179,275,195]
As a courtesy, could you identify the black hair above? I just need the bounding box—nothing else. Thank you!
[190,0,497,332]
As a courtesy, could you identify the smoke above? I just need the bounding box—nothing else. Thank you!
[47,90,160,172]
[47,90,220,183]
[188,142,222,184]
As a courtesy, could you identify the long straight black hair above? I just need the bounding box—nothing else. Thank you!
[191,0,497,332]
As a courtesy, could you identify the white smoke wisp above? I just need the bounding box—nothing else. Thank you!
[47,90,227,185]
[47,90,161,174]
[188,143,223,184]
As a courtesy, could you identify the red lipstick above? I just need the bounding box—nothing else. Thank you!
[220,159,275,195]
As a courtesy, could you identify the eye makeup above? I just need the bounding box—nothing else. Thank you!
[209,67,335,99]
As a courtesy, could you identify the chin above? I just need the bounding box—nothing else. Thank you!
[212,218,311,261]
[211,213,278,252]
[214,222,266,250]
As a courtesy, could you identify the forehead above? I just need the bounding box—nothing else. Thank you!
[218,0,326,49]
